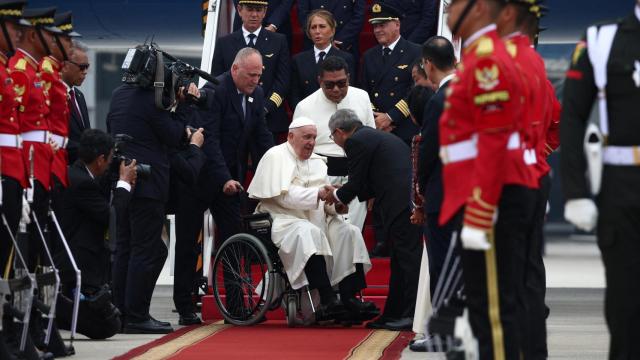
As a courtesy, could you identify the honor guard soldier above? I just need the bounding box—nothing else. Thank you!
[0,0,27,270]
[41,11,79,213]
[0,1,29,358]
[10,7,57,267]
[497,1,559,358]
[561,1,640,359]
[385,0,438,44]
[360,2,422,146]
[297,0,366,68]
[211,0,290,141]
[437,0,533,358]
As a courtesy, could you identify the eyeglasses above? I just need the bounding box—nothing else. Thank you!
[321,79,348,90]
[329,128,338,141]
[67,60,90,71]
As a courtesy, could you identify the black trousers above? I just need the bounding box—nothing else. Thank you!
[173,182,205,315]
[173,189,243,314]
[518,175,550,360]
[27,180,51,270]
[0,177,22,275]
[382,208,422,319]
[112,198,167,322]
[597,195,640,360]
[461,185,534,360]
[425,211,462,296]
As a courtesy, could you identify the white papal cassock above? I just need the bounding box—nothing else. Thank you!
[247,142,371,290]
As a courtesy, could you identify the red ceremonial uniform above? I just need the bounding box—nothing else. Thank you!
[40,56,69,187]
[0,53,27,187]
[438,26,529,229]
[542,79,561,160]
[506,33,550,185]
[9,49,52,190]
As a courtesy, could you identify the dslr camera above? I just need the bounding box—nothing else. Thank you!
[110,134,152,182]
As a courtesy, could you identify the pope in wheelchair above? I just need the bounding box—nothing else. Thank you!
[244,117,379,324]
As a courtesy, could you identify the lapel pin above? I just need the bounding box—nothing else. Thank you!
[248,97,254,103]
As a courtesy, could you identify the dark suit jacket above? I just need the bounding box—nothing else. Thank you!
[386,0,437,44]
[418,80,450,214]
[211,28,290,132]
[197,72,274,199]
[337,126,411,228]
[67,87,90,165]
[106,84,185,202]
[57,161,131,287]
[290,47,356,109]
[232,0,294,43]
[297,0,366,48]
[360,37,422,144]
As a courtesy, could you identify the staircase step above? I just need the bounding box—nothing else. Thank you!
[201,294,387,321]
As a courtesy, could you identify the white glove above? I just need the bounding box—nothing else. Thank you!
[564,198,598,232]
[21,195,31,225]
[460,226,491,250]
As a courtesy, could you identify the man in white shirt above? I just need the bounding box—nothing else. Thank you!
[247,117,377,321]
[292,56,374,230]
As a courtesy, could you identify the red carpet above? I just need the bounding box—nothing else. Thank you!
[113,321,411,360]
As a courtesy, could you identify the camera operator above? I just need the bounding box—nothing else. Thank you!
[106,45,202,334]
[55,129,135,340]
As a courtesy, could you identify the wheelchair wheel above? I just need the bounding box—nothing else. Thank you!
[286,293,298,328]
[212,233,274,326]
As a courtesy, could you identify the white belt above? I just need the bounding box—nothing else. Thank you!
[440,132,520,164]
[603,146,640,165]
[50,134,69,149]
[0,134,22,148]
[21,130,49,143]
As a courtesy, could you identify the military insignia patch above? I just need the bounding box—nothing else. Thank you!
[572,41,586,65]
[264,53,274,58]
[397,65,408,69]
[475,65,500,91]
[372,4,381,13]
[34,81,42,88]
[14,84,25,96]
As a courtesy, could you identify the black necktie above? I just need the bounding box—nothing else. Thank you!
[69,89,86,129]
[382,47,391,63]
[248,33,257,47]
[318,51,326,64]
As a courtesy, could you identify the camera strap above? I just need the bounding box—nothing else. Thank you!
[154,49,176,110]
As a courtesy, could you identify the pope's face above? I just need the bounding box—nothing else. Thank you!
[288,125,317,160]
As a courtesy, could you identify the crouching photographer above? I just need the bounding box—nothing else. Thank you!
[54,129,137,340]
[106,42,213,334]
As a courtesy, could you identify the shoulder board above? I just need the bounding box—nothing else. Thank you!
[505,41,517,58]
[475,37,494,57]
[14,58,26,71]
[41,58,53,73]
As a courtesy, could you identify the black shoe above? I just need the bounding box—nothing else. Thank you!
[149,316,171,327]
[384,317,413,331]
[123,319,174,334]
[179,312,202,326]
[341,298,380,321]
[365,317,394,329]
[315,298,345,322]
[368,243,389,258]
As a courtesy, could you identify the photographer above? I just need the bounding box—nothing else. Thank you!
[106,44,202,334]
[55,129,136,340]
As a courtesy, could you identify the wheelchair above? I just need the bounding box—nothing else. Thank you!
[211,213,319,327]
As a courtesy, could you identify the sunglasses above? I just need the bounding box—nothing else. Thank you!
[321,79,348,90]
[67,60,90,71]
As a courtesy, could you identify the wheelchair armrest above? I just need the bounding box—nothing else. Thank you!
[243,213,272,236]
